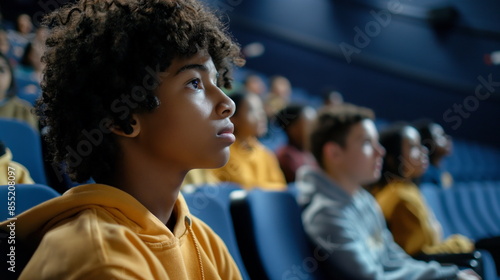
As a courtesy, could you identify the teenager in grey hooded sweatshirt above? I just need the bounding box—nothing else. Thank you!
[297,104,478,280]
[298,166,460,280]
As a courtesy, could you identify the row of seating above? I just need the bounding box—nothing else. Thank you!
[421,181,500,280]
[1,182,499,279]
[421,181,500,242]
[443,140,500,182]
[182,184,323,280]
[183,183,500,280]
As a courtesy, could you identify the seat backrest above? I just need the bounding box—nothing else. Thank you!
[182,184,250,280]
[421,182,500,241]
[0,183,60,221]
[0,118,47,184]
[231,189,325,280]
[0,183,60,279]
[420,183,455,238]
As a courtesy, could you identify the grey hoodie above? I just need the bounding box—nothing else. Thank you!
[297,166,459,280]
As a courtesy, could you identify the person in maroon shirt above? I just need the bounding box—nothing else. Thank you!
[275,104,318,183]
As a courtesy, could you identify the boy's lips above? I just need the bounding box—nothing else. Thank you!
[217,123,234,135]
[217,123,235,143]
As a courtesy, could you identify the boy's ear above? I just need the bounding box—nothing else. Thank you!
[110,115,141,138]
[323,141,343,164]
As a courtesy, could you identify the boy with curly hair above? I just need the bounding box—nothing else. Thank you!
[0,0,244,279]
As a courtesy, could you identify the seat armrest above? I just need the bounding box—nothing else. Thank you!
[415,251,484,278]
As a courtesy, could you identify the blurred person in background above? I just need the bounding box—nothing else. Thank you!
[413,119,454,189]
[0,140,34,184]
[264,75,292,121]
[275,103,317,183]
[370,123,474,256]
[7,14,35,63]
[213,92,286,190]
[0,51,38,130]
[298,105,479,280]
[242,73,267,96]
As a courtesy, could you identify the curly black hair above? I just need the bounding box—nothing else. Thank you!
[37,0,244,183]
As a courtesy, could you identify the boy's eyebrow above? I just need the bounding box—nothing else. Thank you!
[175,64,209,76]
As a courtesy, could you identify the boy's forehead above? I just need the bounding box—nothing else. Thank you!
[348,119,376,140]
[167,51,216,74]
[402,126,420,141]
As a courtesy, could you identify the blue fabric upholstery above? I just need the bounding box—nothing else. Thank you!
[182,184,250,280]
[0,118,47,184]
[420,182,500,279]
[0,183,60,221]
[231,189,326,280]
[421,182,500,240]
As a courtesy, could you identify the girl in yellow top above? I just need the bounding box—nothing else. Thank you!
[370,123,474,256]
[213,92,287,190]
[0,141,34,185]
[0,0,245,279]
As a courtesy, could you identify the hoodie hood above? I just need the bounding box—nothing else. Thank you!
[296,165,354,208]
[0,184,190,245]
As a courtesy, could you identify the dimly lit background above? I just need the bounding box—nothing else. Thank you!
[2,0,499,146]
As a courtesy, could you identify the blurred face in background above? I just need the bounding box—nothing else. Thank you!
[245,75,267,96]
[270,76,291,99]
[17,14,33,35]
[232,94,268,139]
[332,119,386,187]
[0,30,10,55]
[429,123,452,158]
[400,126,429,179]
[0,56,12,100]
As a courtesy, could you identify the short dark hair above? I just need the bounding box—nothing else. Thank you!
[274,104,307,131]
[20,42,33,67]
[310,104,374,168]
[37,0,244,183]
[378,122,410,182]
[227,92,248,117]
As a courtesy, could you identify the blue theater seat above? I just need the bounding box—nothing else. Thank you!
[0,183,60,279]
[230,189,326,280]
[182,184,250,280]
[444,140,500,182]
[0,183,60,221]
[422,182,500,241]
[0,118,47,184]
[421,183,500,280]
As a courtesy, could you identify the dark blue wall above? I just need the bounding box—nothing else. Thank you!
[3,0,499,146]
[207,0,500,147]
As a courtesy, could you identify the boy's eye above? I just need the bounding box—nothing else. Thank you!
[188,79,201,90]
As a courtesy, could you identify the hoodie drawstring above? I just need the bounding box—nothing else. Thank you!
[185,216,205,280]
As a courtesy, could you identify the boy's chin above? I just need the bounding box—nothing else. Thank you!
[361,174,381,185]
[197,155,230,170]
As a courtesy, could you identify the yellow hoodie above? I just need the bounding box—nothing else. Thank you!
[0,184,242,279]
[0,148,34,185]
[212,138,286,191]
[373,181,474,256]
